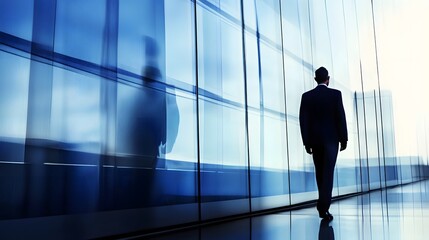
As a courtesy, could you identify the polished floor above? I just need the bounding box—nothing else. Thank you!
[139,180,429,240]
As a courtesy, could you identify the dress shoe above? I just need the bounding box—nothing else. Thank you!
[319,211,333,221]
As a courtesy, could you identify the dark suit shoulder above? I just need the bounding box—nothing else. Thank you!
[330,88,341,94]
[303,86,342,98]
[303,87,318,95]
[301,90,312,99]
[325,87,342,96]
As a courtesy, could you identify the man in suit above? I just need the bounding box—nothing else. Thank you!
[299,66,348,221]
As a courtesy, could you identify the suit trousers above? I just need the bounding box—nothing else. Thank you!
[312,143,339,213]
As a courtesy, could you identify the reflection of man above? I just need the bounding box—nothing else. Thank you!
[131,37,166,167]
[299,67,348,221]
[126,37,179,208]
[131,37,179,166]
[319,218,335,240]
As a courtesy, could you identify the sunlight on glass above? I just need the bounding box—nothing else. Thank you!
[376,0,429,157]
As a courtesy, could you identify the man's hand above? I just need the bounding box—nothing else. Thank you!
[340,141,347,151]
[305,146,312,154]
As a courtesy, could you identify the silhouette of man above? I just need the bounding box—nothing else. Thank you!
[130,37,167,167]
[125,37,179,208]
[319,218,335,240]
[299,66,348,221]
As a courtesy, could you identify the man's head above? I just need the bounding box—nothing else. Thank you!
[315,67,330,85]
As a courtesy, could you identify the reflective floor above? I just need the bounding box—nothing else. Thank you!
[142,180,429,240]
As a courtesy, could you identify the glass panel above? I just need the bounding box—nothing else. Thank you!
[165,0,196,86]
[297,0,312,76]
[55,0,107,64]
[197,0,249,219]
[372,0,429,183]
[118,1,165,78]
[115,81,198,207]
[199,100,249,219]
[260,44,285,112]
[1,0,429,237]
[0,51,30,219]
[255,0,282,45]
[245,0,290,211]
[380,92,399,186]
[0,51,30,144]
[308,0,333,70]
[355,92,370,191]
[343,0,366,192]
[326,0,360,195]
[364,91,381,189]
[50,68,101,153]
[205,0,241,19]
[282,0,315,204]
[0,0,34,40]
[356,1,382,190]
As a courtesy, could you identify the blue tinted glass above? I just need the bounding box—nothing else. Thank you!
[325,0,361,195]
[344,0,367,192]
[55,0,107,64]
[51,68,101,152]
[309,0,333,70]
[355,92,370,191]
[199,100,249,219]
[255,0,281,45]
[1,0,429,237]
[220,1,241,18]
[204,0,241,19]
[115,81,198,209]
[197,4,245,103]
[245,0,290,210]
[0,50,30,162]
[0,0,34,40]
[244,34,260,108]
[260,44,285,112]
[118,1,165,77]
[165,91,198,163]
[297,0,313,67]
[355,1,382,193]
[282,0,315,204]
[165,0,196,85]
[381,92,399,186]
[364,91,381,189]
[197,0,249,219]
[249,112,290,210]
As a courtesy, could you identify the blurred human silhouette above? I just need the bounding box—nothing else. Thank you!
[130,36,180,164]
[132,37,166,166]
[319,219,335,240]
[126,36,179,207]
[299,67,348,221]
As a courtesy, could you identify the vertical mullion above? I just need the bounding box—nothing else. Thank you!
[278,0,291,205]
[99,0,119,211]
[23,0,57,217]
[240,0,252,214]
[193,0,202,222]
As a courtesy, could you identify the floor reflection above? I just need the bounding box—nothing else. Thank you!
[148,180,429,240]
[319,219,334,240]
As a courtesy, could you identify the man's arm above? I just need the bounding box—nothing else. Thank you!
[337,92,348,151]
[299,94,312,154]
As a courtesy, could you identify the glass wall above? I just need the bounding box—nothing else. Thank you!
[1,0,429,238]
[244,0,290,211]
[325,0,361,196]
[196,0,250,219]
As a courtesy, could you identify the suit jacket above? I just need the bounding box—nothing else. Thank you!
[299,85,348,147]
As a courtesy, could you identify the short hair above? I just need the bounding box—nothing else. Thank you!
[315,67,329,83]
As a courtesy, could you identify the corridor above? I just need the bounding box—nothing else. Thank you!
[141,180,429,240]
